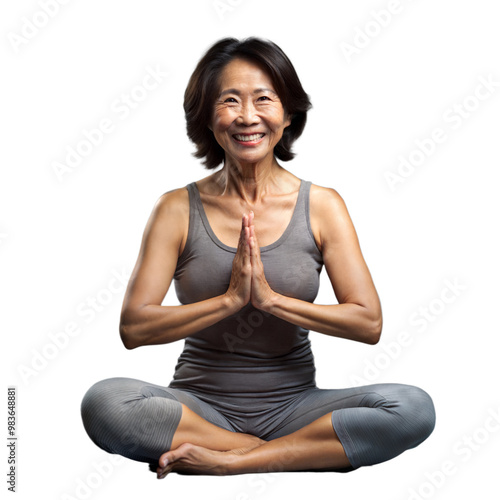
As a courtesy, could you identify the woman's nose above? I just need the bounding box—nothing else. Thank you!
[237,102,259,125]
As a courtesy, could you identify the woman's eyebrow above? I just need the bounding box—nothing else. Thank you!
[253,88,278,96]
[218,88,278,97]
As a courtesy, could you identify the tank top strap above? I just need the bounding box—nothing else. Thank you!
[185,181,198,217]
[284,179,321,259]
[175,182,207,265]
[290,178,311,228]
[298,179,317,247]
[185,181,203,237]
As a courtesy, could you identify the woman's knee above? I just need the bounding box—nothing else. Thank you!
[81,378,125,451]
[81,377,183,462]
[395,385,436,447]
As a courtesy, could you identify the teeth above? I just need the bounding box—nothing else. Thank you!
[234,133,264,142]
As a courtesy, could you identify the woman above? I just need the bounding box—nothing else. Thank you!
[81,37,435,478]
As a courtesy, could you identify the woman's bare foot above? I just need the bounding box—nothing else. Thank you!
[157,437,265,479]
[156,443,232,478]
[157,412,351,478]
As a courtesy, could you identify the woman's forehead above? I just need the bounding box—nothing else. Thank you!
[218,58,276,91]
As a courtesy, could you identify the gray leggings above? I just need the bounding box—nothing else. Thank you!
[81,378,435,471]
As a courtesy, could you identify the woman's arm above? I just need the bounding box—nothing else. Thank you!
[119,189,251,349]
[250,185,382,345]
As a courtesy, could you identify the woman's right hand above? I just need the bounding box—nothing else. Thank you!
[224,213,253,311]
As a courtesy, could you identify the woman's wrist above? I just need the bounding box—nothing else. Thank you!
[258,290,281,315]
[222,292,245,315]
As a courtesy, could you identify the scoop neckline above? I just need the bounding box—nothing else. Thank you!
[192,180,305,254]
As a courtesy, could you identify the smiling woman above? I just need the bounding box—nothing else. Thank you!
[80,37,435,479]
[184,37,311,170]
[211,58,291,167]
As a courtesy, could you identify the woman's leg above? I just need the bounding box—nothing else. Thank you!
[158,411,349,477]
[169,404,264,452]
[263,383,436,470]
[157,383,435,477]
[81,378,264,466]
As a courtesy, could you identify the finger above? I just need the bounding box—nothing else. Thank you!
[240,215,248,245]
[156,447,182,478]
[240,228,250,264]
[244,226,250,250]
[238,218,248,248]
[157,465,171,479]
[157,461,173,479]
[249,227,260,259]
[238,226,250,254]
[249,236,260,264]
[160,451,173,468]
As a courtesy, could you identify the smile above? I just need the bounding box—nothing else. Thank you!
[233,133,265,142]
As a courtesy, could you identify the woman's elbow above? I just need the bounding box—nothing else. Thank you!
[365,315,383,345]
[119,312,143,350]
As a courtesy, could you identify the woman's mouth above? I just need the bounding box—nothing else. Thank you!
[233,133,266,144]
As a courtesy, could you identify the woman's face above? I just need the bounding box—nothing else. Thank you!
[211,58,291,166]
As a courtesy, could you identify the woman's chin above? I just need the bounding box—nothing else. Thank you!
[225,150,275,167]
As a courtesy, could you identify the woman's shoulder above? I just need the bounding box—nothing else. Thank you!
[308,183,351,251]
[146,186,191,255]
[153,185,190,220]
[309,182,346,213]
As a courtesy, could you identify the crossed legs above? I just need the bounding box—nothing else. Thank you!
[158,406,350,478]
[81,378,435,478]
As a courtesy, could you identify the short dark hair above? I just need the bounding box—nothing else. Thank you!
[184,37,312,169]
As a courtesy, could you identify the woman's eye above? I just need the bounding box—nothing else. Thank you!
[224,97,237,103]
[258,96,271,101]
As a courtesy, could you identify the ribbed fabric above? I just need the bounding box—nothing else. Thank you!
[81,378,182,463]
[80,378,435,469]
[80,179,436,469]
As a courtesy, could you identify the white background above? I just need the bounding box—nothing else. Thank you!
[2,1,499,499]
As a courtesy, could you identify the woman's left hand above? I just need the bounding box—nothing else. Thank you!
[247,213,277,312]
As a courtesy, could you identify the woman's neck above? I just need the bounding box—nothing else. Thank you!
[215,157,284,205]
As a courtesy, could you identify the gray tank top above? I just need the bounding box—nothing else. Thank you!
[169,179,324,398]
